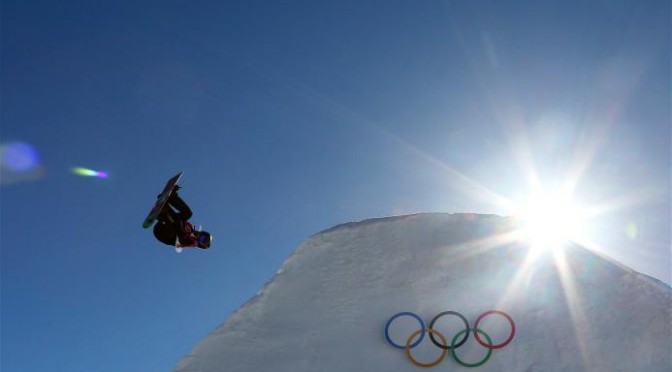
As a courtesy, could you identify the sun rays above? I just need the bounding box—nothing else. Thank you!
[512,190,589,253]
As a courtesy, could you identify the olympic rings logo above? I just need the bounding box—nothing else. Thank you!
[384,310,515,368]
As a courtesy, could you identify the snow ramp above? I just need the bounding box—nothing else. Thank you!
[175,213,671,372]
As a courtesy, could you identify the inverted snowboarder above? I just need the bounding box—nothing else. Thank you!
[143,172,212,250]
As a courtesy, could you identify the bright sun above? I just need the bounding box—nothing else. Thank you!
[515,191,587,252]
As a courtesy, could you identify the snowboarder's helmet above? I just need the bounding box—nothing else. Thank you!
[197,231,212,249]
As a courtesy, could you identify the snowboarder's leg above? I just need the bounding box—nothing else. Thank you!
[157,203,179,224]
[167,193,193,221]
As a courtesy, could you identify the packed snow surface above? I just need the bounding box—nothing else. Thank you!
[175,213,672,371]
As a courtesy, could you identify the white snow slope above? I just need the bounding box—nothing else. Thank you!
[175,213,671,372]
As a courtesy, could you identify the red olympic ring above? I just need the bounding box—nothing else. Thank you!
[473,310,516,349]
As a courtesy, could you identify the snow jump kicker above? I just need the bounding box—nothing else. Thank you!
[384,310,515,368]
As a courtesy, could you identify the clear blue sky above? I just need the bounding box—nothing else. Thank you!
[2,1,669,371]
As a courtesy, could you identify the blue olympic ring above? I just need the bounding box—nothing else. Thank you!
[384,311,426,350]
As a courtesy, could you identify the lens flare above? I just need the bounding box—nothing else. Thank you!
[1,142,41,171]
[625,222,638,240]
[71,167,109,178]
[0,142,44,185]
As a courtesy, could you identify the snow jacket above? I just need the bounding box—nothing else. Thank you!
[152,193,198,247]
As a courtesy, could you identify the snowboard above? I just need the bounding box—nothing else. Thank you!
[142,171,183,228]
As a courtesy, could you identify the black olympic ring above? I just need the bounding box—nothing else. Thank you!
[384,310,515,367]
[428,311,470,350]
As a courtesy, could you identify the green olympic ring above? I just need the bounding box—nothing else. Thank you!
[451,328,493,367]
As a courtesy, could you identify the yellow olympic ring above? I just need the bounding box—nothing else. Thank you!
[404,328,448,368]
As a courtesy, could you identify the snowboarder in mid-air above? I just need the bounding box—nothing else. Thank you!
[153,186,212,249]
[143,172,212,250]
